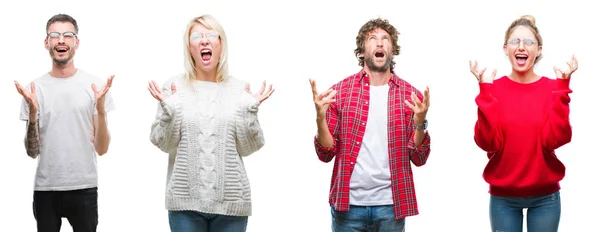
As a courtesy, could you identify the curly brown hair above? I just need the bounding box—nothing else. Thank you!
[354,18,401,73]
[504,15,543,64]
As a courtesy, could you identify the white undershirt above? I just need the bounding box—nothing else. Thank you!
[349,84,393,206]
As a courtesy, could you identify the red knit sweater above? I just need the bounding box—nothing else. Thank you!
[474,76,572,197]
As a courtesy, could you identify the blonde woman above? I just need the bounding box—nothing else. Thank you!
[148,14,274,232]
[470,15,577,232]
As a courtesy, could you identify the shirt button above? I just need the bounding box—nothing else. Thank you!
[365,83,369,86]
[350,162,355,165]
[365,101,369,105]
[356,142,360,145]
[361,122,365,126]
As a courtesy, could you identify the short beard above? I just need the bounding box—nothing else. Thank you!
[365,55,392,73]
[50,51,74,67]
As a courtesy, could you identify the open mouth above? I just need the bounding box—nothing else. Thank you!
[515,54,528,65]
[201,49,212,61]
[375,51,385,58]
[54,46,69,54]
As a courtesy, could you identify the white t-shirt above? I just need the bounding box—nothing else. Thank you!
[349,84,393,206]
[19,69,115,191]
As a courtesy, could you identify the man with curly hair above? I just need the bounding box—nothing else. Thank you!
[310,18,432,231]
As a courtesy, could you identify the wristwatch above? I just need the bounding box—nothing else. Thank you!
[415,120,428,130]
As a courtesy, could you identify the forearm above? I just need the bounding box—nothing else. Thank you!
[413,129,425,147]
[24,119,40,159]
[474,83,503,152]
[94,112,110,155]
[543,79,573,149]
[235,100,265,157]
[408,128,430,167]
[150,97,182,154]
[316,115,334,148]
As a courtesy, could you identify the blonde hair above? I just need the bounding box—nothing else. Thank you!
[504,15,543,64]
[183,14,230,83]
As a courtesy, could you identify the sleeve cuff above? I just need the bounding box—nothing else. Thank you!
[160,94,180,117]
[314,135,335,153]
[479,82,493,93]
[408,130,431,150]
[556,78,571,91]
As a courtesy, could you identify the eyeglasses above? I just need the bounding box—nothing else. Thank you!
[506,38,537,47]
[47,31,77,39]
[190,30,219,42]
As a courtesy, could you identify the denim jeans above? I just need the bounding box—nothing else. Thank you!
[168,210,248,232]
[331,205,405,232]
[32,187,98,232]
[490,191,561,232]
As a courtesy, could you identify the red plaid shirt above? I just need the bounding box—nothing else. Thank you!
[314,69,431,220]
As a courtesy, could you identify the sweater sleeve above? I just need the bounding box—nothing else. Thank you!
[474,83,504,152]
[149,83,183,154]
[235,92,265,157]
[542,78,573,150]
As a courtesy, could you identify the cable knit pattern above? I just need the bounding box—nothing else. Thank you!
[149,74,265,216]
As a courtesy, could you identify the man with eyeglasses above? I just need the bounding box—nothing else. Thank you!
[14,13,115,232]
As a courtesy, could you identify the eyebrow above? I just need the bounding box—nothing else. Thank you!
[368,34,390,38]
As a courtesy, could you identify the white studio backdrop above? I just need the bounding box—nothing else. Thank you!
[0,0,597,231]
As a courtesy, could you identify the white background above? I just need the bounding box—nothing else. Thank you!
[1,0,598,231]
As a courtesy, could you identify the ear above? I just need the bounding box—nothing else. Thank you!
[74,37,79,48]
[503,44,508,56]
[45,38,49,50]
[537,45,542,57]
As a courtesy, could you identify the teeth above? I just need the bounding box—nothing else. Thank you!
[201,50,211,54]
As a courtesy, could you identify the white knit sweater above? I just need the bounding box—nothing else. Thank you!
[150,74,264,216]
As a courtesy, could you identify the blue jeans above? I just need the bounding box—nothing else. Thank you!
[490,191,561,232]
[331,205,405,232]
[168,210,248,232]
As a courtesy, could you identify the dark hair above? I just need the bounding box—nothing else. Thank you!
[46,14,78,34]
[354,18,401,72]
[504,15,543,64]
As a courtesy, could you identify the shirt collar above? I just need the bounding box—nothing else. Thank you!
[358,68,401,87]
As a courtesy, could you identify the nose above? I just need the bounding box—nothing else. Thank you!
[58,35,66,44]
[376,38,384,47]
[200,36,210,45]
[516,41,525,51]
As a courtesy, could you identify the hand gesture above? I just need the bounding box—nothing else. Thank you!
[148,80,176,102]
[309,79,336,117]
[404,86,430,124]
[469,60,497,83]
[92,75,114,113]
[554,55,578,79]
[245,80,274,104]
[15,81,38,113]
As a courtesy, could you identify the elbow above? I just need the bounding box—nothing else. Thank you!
[238,140,265,157]
[95,143,110,156]
[412,160,426,167]
[317,150,335,163]
[315,142,337,163]
[27,152,38,159]
[319,156,334,163]
[474,136,497,153]
[96,147,108,156]
[410,150,430,167]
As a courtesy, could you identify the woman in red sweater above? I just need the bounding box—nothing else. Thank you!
[469,15,577,232]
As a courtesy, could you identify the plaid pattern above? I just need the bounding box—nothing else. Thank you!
[314,69,431,220]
